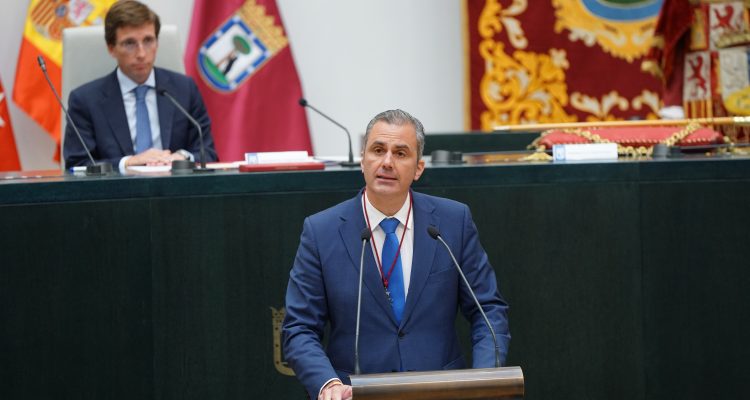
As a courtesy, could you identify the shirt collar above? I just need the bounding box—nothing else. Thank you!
[364,191,412,232]
[116,67,156,95]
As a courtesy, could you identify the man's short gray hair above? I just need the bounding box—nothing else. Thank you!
[363,110,426,159]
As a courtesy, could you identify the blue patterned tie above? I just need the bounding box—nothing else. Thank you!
[380,218,405,324]
[134,85,152,153]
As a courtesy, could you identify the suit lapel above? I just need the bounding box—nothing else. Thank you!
[154,68,175,149]
[100,70,133,155]
[339,192,397,325]
[400,192,438,328]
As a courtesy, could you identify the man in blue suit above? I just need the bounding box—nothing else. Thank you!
[64,0,217,169]
[283,109,510,400]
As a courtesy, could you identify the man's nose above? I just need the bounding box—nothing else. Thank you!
[382,151,394,166]
[135,44,146,57]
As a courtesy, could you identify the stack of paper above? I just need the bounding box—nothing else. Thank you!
[245,151,313,164]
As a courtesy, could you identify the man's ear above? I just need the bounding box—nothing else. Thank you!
[413,159,426,181]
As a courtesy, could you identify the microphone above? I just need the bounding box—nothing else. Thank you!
[157,89,213,173]
[427,225,501,368]
[354,227,372,375]
[37,55,112,176]
[298,98,359,167]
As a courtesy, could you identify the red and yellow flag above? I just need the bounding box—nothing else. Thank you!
[12,0,116,161]
[465,0,663,130]
[1,76,21,172]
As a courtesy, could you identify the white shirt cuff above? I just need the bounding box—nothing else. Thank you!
[318,378,342,398]
[119,156,131,173]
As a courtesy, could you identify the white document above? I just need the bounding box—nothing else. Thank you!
[245,151,311,164]
[553,143,618,161]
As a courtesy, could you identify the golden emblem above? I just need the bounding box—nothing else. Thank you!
[724,86,750,115]
[271,307,294,376]
[552,0,659,62]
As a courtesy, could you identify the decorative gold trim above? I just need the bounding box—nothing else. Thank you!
[528,122,703,157]
[462,0,471,131]
[520,150,553,161]
[715,31,750,49]
[641,60,664,79]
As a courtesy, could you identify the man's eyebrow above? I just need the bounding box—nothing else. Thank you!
[368,140,411,149]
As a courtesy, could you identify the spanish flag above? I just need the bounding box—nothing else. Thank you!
[12,0,116,161]
[0,76,21,172]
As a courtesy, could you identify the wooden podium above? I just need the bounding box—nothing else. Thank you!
[350,366,524,400]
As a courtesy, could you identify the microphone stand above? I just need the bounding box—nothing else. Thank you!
[427,226,501,368]
[355,228,372,375]
[37,56,112,176]
[158,89,214,173]
[298,98,360,167]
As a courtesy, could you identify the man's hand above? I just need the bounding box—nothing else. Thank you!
[318,381,352,400]
[126,148,184,166]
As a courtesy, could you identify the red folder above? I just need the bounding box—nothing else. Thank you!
[239,161,325,172]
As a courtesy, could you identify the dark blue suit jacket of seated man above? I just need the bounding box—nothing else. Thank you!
[282,190,511,399]
[63,67,218,168]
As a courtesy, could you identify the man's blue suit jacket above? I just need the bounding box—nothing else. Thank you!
[283,190,510,399]
[63,67,218,168]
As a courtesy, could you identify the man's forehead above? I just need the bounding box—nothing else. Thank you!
[369,122,416,142]
[116,23,156,38]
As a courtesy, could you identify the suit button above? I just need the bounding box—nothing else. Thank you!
[398,330,405,338]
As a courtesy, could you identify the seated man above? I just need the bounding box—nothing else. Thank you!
[64,0,217,169]
[282,109,510,400]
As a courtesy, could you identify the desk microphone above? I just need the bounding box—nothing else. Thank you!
[298,98,359,167]
[354,227,372,375]
[37,55,112,176]
[157,89,213,173]
[427,225,501,368]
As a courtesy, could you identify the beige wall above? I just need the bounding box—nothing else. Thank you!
[0,0,463,170]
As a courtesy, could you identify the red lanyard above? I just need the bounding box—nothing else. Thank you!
[362,189,412,288]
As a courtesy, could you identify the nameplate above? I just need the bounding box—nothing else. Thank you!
[553,143,618,161]
[245,151,311,164]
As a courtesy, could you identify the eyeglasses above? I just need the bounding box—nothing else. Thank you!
[117,36,157,53]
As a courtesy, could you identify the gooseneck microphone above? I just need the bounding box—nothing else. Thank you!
[427,226,501,368]
[298,98,359,167]
[354,227,372,375]
[37,55,112,176]
[157,89,213,173]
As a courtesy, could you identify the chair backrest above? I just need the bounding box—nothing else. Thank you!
[60,24,184,169]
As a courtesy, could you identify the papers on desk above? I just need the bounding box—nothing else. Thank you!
[126,165,172,173]
[245,151,313,164]
[552,143,618,161]
[241,151,324,172]
[206,161,245,169]
[120,152,326,174]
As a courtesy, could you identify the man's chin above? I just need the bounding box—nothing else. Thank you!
[368,182,405,196]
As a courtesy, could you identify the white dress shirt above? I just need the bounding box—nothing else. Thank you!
[116,68,161,170]
[363,191,414,297]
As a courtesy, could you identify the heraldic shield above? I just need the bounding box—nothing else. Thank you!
[197,0,288,92]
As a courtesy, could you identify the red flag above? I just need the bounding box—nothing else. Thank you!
[185,0,312,161]
[1,76,22,171]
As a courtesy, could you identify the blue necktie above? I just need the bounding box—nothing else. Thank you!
[134,85,152,154]
[380,218,405,324]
